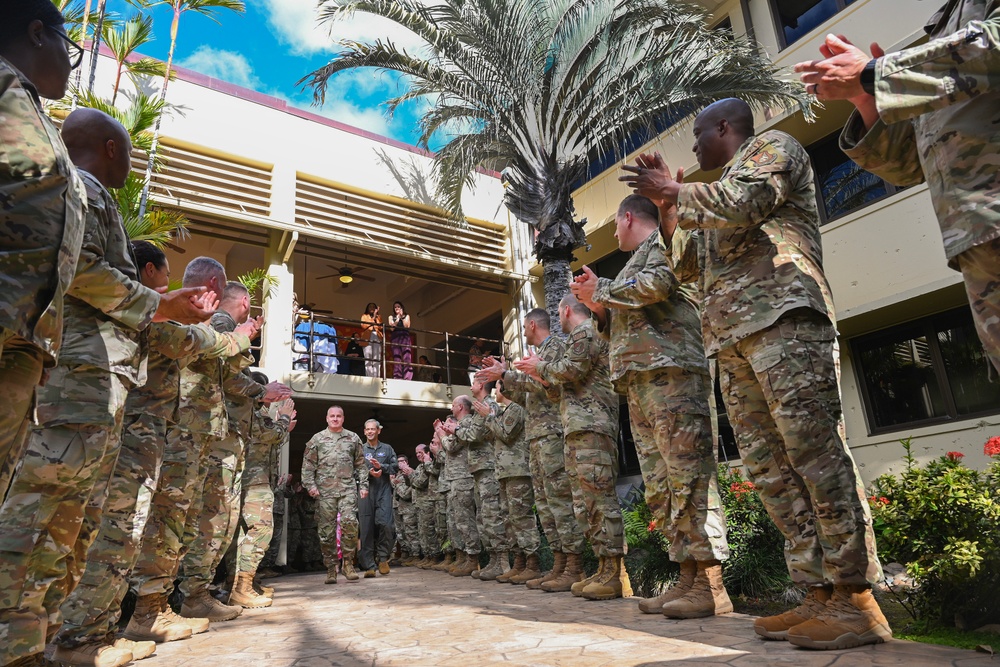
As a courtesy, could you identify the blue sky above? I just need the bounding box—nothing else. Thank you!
[103,0,428,146]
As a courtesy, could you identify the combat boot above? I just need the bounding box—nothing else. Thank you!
[108,637,156,660]
[526,551,564,589]
[50,642,134,667]
[572,557,606,596]
[447,551,467,574]
[638,560,697,613]
[252,575,274,599]
[450,551,479,577]
[378,561,391,575]
[325,563,339,584]
[433,552,455,572]
[341,558,361,581]
[181,587,243,622]
[478,551,509,581]
[754,585,832,640]
[541,552,584,592]
[582,555,632,600]
[123,592,194,643]
[509,553,542,585]
[230,572,272,609]
[661,560,733,619]
[786,585,892,650]
[497,553,525,583]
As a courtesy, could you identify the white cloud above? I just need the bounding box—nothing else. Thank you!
[178,46,262,89]
[316,101,392,136]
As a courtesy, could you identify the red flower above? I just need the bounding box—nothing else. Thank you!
[946,451,965,462]
[985,436,1000,457]
[647,519,657,533]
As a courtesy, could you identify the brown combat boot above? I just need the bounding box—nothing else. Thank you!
[378,561,391,575]
[230,572,272,609]
[582,556,632,600]
[661,560,733,619]
[497,553,525,583]
[325,563,339,584]
[123,592,194,643]
[754,586,832,640]
[108,637,156,660]
[572,557,605,596]
[252,576,274,599]
[450,551,480,577]
[447,551,467,574]
[433,552,455,572]
[786,585,892,650]
[181,587,243,622]
[478,551,509,581]
[541,552,584,592]
[342,557,361,581]
[51,641,134,667]
[509,553,542,585]
[527,551,564,589]
[638,560,697,613]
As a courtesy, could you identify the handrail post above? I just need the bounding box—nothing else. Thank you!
[308,312,315,371]
[445,332,452,389]
[380,322,388,394]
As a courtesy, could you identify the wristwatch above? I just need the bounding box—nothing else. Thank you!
[860,58,877,95]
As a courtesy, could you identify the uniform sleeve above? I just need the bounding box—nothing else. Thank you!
[874,9,1000,124]
[488,405,523,445]
[591,241,677,310]
[838,112,927,187]
[443,433,465,454]
[255,414,290,449]
[302,438,319,492]
[354,436,369,494]
[501,369,546,399]
[536,329,593,386]
[151,322,252,361]
[223,366,266,399]
[383,446,399,476]
[676,137,794,231]
[410,462,429,489]
[454,414,485,446]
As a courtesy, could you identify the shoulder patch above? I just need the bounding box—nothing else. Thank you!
[745,144,780,169]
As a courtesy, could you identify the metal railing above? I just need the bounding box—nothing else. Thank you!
[291,311,507,392]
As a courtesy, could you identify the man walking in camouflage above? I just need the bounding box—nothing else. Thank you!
[302,405,368,584]
[573,195,731,617]
[623,98,889,649]
[516,294,626,598]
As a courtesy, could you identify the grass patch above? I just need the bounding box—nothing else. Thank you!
[877,594,997,651]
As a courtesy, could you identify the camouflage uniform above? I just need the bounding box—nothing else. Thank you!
[260,434,289,571]
[674,130,881,587]
[485,400,540,556]
[301,427,368,566]
[236,407,291,574]
[455,406,511,552]
[503,336,585,555]
[536,319,623,558]
[442,432,481,555]
[0,58,87,497]
[391,472,415,555]
[840,0,1000,372]
[0,170,159,664]
[408,458,440,557]
[54,322,251,649]
[433,451,450,553]
[592,229,728,563]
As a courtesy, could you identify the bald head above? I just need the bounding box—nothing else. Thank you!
[62,108,133,189]
[698,99,754,138]
[692,98,755,171]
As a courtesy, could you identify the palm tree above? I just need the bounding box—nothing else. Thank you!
[134,0,246,221]
[301,0,810,320]
[104,13,169,104]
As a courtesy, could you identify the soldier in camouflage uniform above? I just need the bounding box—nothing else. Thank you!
[391,457,417,564]
[54,242,257,660]
[437,416,481,576]
[797,1,1000,376]
[478,309,585,589]
[482,382,542,584]
[230,399,294,608]
[515,294,624,597]
[0,109,218,667]
[573,195,730,613]
[623,98,888,649]
[427,438,455,571]
[301,406,369,583]
[405,444,441,567]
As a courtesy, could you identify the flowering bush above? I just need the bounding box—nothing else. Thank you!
[870,438,1000,628]
[985,436,1000,458]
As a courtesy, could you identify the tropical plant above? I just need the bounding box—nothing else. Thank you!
[237,268,280,306]
[133,0,246,220]
[300,0,810,319]
[104,13,170,104]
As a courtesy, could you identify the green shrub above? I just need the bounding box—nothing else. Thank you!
[870,438,1000,629]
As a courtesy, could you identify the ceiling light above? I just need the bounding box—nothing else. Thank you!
[340,274,353,284]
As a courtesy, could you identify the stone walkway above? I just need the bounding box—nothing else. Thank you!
[143,568,994,667]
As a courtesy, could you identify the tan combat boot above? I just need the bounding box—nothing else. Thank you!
[447,551,467,574]
[325,563,339,584]
[123,592,194,643]
[786,585,892,650]
[509,553,542,585]
[109,637,157,660]
[181,586,243,622]
[572,557,606,596]
[478,551,509,581]
[661,560,733,619]
[497,553,525,583]
[230,572,272,609]
[638,560,697,613]
[526,551,564,589]
[50,641,134,667]
[582,556,632,600]
[341,556,361,581]
[433,552,455,572]
[157,601,210,636]
[378,561,391,575]
[754,586,832,640]
[252,575,274,599]
[451,552,480,577]
[541,552,584,592]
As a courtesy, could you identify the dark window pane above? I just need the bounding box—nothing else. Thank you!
[775,0,842,46]
[937,315,1000,415]
[858,331,948,429]
[809,132,890,221]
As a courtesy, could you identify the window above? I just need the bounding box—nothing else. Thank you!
[808,130,902,223]
[771,0,859,49]
[851,307,1000,434]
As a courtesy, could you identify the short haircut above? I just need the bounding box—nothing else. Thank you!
[482,380,496,394]
[397,454,408,462]
[327,404,344,415]
[454,395,472,412]
[618,195,659,224]
[131,240,166,270]
[182,256,225,289]
[524,308,550,330]
[364,419,381,428]
[559,293,592,317]
[0,0,64,47]
[701,98,755,140]
[221,280,249,303]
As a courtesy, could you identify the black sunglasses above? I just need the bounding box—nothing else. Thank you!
[48,26,85,70]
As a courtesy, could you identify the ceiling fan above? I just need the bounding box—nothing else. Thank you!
[317,264,376,288]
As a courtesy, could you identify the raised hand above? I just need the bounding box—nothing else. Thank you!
[152,286,217,324]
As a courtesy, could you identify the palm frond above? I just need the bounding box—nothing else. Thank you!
[237,267,279,306]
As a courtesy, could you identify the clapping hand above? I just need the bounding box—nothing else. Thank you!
[619,152,683,205]
[472,399,491,417]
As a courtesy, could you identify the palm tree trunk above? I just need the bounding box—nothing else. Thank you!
[138,4,180,221]
[85,0,107,95]
[541,258,572,333]
[70,0,93,108]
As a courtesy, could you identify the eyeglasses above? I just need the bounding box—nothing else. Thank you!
[48,26,85,70]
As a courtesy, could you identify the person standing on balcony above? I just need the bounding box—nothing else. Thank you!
[387,301,413,380]
[621,98,889,650]
[361,303,383,378]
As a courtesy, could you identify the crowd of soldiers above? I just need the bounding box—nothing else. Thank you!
[3,0,998,665]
